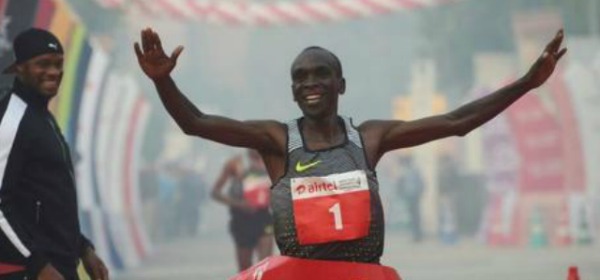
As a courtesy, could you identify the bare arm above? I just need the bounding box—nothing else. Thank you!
[152,77,282,149]
[211,160,236,206]
[134,28,284,152]
[361,30,567,167]
[210,158,249,210]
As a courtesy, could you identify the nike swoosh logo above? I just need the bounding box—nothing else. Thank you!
[295,160,321,172]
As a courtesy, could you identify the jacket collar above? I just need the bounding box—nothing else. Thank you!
[12,78,51,110]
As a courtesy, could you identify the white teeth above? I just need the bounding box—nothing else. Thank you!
[305,94,321,104]
[305,94,321,101]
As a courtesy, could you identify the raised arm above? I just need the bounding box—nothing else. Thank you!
[134,28,285,153]
[361,29,567,166]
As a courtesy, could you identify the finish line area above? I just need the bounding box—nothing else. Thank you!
[114,231,599,280]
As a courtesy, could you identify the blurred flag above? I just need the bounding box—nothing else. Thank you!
[95,0,126,9]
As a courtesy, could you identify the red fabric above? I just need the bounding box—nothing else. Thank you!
[242,176,271,209]
[244,187,270,209]
[230,256,401,280]
[0,263,25,275]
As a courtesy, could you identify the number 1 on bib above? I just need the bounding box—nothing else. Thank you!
[328,203,343,230]
[291,170,372,245]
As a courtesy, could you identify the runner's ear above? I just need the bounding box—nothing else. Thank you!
[338,78,346,95]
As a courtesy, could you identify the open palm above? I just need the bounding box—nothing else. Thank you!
[134,28,183,81]
[525,29,567,89]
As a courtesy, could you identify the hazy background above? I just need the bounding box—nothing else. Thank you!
[1,0,599,279]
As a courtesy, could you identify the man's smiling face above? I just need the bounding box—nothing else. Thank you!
[16,53,64,98]
[290,48,345,119]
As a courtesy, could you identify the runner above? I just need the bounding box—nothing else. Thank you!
[212,150,274,271]
[134,28,566,264]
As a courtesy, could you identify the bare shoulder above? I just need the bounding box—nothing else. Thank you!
[357,119,405,136]
[244,119,287,154]
[245,119,287,135]
[357,119,386,130]
[357,119,408,167]
[244,120,289,179]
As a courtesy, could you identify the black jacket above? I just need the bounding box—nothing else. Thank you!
[0,79,92,279]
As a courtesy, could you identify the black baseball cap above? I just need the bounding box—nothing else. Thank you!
[2,28,64,74]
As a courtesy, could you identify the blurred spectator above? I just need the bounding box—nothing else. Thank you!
[157,161,181,241]
[397,155,425,242]
[176,165,207,237]
[438,154,461,243]
[140,162,160,242]
[211,150,274,272]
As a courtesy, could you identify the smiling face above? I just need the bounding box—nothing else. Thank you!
[290,48,345,119]
[16,53,64,98]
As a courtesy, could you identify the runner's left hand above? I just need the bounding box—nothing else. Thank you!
[523,29,567,89]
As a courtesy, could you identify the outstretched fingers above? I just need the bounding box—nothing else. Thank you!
[134,42,143,61]
[151,30,165,55]
[170,46,184,63]
[141,28,153,53]
[546,29,564,54]
[556,47,568,61]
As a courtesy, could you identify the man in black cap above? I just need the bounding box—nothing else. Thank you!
[0,28,108,280]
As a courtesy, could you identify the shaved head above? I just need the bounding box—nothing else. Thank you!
[294,46,343,78]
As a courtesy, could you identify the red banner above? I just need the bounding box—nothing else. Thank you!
[506,92,565,192]
[548,72,586,192]
[34,0,55,28]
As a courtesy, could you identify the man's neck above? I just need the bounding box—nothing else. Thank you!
[301,114,345,148]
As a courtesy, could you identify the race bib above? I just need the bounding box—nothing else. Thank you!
[243,174,271,209]
[291,170,371,245]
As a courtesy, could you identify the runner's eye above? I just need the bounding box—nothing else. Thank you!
[52,59,63,71]
[293,70,307,82]
[315,67,331,78]
[36,60,51,68]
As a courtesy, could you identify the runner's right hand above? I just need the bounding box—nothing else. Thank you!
[234,201,257,213]
[37,263,64,280]
[134,28,184,81]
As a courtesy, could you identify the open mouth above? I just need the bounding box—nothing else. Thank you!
[302,91,324,105]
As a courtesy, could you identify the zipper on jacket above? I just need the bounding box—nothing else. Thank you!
[35,201,41,224]
[46,117,76,183]
[46,118,68,161]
